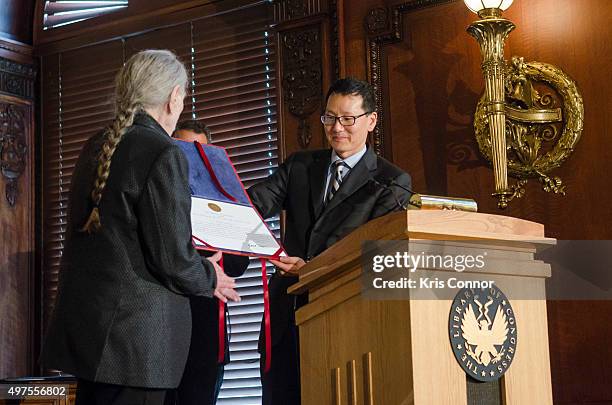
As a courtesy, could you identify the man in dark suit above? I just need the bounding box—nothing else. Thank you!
[248,78,412,404]
[172,120,250,405]
[174,254,248,405]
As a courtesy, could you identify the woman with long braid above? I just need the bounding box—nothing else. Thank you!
[42,50,239,405]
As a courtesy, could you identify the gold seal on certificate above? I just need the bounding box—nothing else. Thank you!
[207,202,222,212]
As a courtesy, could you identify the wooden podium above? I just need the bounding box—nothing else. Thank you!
[289,210,555,405]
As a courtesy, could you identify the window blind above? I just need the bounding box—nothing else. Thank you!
[41,40,125,334]
[41,3,276,403]
[43,1,129,29]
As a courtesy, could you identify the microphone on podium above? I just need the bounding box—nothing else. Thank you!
[371,178,420,210]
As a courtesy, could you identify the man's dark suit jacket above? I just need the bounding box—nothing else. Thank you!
[185,253,249,366]
[248,146,412,349]
[42,113,218,389]
[176,252,249,405]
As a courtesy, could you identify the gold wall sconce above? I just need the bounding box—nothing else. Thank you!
[464,0,584,209]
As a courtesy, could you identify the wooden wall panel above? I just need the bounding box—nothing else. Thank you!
[341,0,612,403]
[0,0,37,380]
[0,95,35,379]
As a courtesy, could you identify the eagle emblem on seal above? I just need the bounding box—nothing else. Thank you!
[449,286,517,382]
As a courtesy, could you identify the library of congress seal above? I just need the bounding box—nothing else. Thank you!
[449,286,517,382]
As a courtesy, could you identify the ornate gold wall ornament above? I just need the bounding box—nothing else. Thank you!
[474,56,584,201]
[468,14,515,209]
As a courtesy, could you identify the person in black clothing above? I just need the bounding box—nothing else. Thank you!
[172,120,250,405]
[248,78,412,404]
[175,253,249,405]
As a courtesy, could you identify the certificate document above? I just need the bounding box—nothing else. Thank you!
[191,197,282,257]
[175,140,284,259]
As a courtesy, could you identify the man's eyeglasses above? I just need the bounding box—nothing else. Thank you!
[320,112,370,127]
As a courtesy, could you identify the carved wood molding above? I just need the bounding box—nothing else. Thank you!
[0,37,34,65]
[365,0,456,156]
[273,0,323,23]
[274,0,340,79]
[0,38,33,55]
[274,0,340,151]
[0,102,28,207]
[329,0,341,80]
[0,56,37,100]
[281,25,323,149]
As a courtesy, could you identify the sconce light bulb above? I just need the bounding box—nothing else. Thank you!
[463,0,514,14]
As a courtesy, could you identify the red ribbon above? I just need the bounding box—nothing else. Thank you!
[194,141,237,203]
[218,255,226,364]
[261,258,272,373]
[193,141,282,373]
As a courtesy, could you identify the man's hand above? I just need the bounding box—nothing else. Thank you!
[206,252,241,303]
[269,256,306,277]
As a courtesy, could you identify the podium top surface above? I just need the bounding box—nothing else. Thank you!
[336,210,551,244]
[404,210,549,240]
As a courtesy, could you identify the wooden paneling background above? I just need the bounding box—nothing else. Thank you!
[344,0,611,239]
[339,0,612,403]
[0,96,35,380]
[0,0,36,379]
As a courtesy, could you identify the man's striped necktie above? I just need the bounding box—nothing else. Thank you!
[327,160,349,204]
